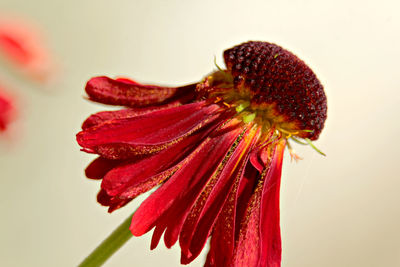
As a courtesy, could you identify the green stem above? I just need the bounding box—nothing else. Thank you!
[79,213,134,267]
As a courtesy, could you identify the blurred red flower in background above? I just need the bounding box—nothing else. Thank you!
[0,86,15,132]
[77,41,327,266]
[0,14,58,138]
[0,16,55,83]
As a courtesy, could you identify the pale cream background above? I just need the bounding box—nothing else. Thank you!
[0,0,399,266]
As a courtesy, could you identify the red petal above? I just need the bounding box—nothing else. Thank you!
[77,102,221,159]
[97,189,112,206]
[101,124,215,198]
[129,119,242,238]
[258,142,285,267]
[84,157,125,180]
[179,127,260,264]
[150,225,165,250]
[250,147,271,172]
[204,163,257,266]
[82,103,180,130]
[115,77,140,85]
[97,189,131,212]
[250,148,264,172]
[85,76,196,107]
[232,141,285,267]
[160,120,243,249]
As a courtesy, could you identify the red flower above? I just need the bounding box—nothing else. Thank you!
[0,86,15,132]
[77,41,327,266]
[0,16,54,83]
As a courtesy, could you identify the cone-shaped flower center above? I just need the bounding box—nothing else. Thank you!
[196,41,327,141]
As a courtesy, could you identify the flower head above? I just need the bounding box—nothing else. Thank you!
[77,41,327,266]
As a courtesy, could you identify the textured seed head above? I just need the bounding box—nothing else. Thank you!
[223,41,327,140]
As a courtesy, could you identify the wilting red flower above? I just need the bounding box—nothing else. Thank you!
[0,16,54,82]
[0,86,15,132]
[77,41,327,266]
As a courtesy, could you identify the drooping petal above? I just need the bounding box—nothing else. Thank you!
[204,162,259,267]
[179,126,260,264]
[85,76,197,107]
[84,157,125,180]
[96,189,131,212]
[77,102,222,159]
[232,140,285,267]
[129,118,242,238]
[101,123,217,198]
[158,121,245,250]
[250,130,276,172]
[258,142,285,267]
[81,103,181,130]
[115,77,140,85]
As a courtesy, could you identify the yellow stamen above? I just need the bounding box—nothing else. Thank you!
[223,102,231,108]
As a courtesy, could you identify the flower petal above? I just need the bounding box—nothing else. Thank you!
[129,118,242,238]
[160,121,244,249]
[101,123,216,198]
[77,102,222,159]
[232,140,285,267]
[85,76,196,107]
[250,131,276,172]
[84,157,125,180]
[179,127,260,264]
[97,189,131,212]
[204,163,259,267]
[81,103,180,130]
[258,142,285,267]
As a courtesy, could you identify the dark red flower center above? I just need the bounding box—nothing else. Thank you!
[196,41,327,140]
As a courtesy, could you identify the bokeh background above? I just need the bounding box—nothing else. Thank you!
[0,0,399,266]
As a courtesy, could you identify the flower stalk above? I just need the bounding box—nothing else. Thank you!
[79,213,134,267]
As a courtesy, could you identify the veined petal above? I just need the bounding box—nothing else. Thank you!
[159,121,245,250]
[81,103,181,130]
[84,157,125,180]
[129,118,242,238]
[85,76,196,107]
[179,126,260,264]
[101,123,217,198]
[115,77,140,85]
[204,163,258,267]
[153,120,245,250]
[258,141,285,267]
[232,140,285,267]
[97,189,131,212]
[250,130,276,172]
[77,102,222,159]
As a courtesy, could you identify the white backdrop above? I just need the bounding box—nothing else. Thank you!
[0,0,399,266]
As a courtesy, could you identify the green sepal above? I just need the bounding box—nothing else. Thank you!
[305,138,326,156]
[214,56,224,72]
